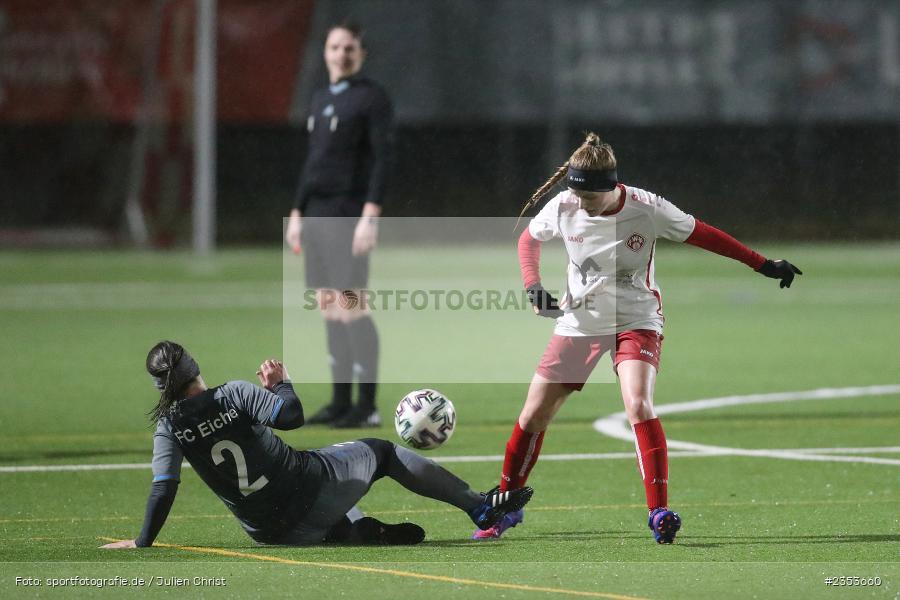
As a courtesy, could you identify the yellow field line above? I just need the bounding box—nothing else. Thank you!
[0,513,227,524]
[5,497,898,524]
[98,537,647,600]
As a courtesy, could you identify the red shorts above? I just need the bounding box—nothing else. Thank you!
[535,330,663,391]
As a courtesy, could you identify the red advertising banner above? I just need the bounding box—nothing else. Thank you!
[0,0,314,122]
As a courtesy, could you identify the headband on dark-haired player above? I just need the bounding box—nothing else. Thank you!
[151,350,200,393]
[566,168,618,192]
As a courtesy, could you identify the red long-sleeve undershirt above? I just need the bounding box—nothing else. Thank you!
[684,220,766,270]
[517,220,765,288]
[518,228,543,288]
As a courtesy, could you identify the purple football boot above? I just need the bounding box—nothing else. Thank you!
[648,508,681,544]
[469,486,532,539]
[472,509,525,540]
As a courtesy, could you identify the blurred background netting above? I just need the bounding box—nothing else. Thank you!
[1,0,899,249]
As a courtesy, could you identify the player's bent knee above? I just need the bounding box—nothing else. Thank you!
[360,438,395,478]
[624,395,655,422]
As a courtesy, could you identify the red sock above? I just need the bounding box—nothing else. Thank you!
[632,417,668,510]
[500,421,545,491]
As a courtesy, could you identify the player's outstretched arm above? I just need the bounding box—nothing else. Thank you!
[100,479,179,549]
[756,259,803,289]
[684,220,803,289]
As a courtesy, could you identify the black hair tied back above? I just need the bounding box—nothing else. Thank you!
[146,341,200,422]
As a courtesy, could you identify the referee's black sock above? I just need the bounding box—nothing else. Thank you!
[325,320,352,408]
[347,315,379,409]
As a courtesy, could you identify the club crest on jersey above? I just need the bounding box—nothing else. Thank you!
[626,232,645,252]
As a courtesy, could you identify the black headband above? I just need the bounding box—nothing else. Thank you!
[151,350,200,393]
[566,167,618,192]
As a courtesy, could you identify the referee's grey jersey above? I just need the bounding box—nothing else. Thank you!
[151,381,323,536]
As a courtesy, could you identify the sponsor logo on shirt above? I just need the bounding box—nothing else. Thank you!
[567,235,584,243]
[626,232,645,252]
[173,408,239,443]
[572,256,602,285]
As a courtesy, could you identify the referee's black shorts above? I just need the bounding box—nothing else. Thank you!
[301,196,370,290]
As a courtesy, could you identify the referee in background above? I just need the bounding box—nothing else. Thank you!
[285,22,393,428]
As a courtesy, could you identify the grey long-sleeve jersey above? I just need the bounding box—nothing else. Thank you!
[150,381,324,540]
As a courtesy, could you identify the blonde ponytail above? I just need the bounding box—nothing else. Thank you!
[515,132,616,229]
[515,161,569,229]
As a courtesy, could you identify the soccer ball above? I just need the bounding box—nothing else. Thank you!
[394,389,456,450]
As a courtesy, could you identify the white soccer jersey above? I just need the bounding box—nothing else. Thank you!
[528,184,696,336]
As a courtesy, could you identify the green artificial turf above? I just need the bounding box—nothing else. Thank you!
[1,243,898,599]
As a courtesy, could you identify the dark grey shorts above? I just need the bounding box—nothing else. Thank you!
[302,218,370,290]
[274,440,383,545]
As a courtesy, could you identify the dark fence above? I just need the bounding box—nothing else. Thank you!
[2,122,897,243]
[3,0,900,246]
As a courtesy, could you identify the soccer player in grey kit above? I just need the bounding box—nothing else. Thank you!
[285,22,390,428]
[100,342,532,548]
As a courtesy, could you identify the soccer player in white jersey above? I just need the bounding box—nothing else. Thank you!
[472,132,801,543]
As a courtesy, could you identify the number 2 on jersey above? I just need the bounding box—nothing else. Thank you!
[211,440,269,496]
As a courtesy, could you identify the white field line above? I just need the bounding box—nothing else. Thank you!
[593,384,900,466]
[0,281,281,310]
[4,448,900,475]
[787,446,900,454]
[1,463,161,473]
[3,385,898,474]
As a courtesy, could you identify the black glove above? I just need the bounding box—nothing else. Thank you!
[526,283,563,318]
[756,259,803,289]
